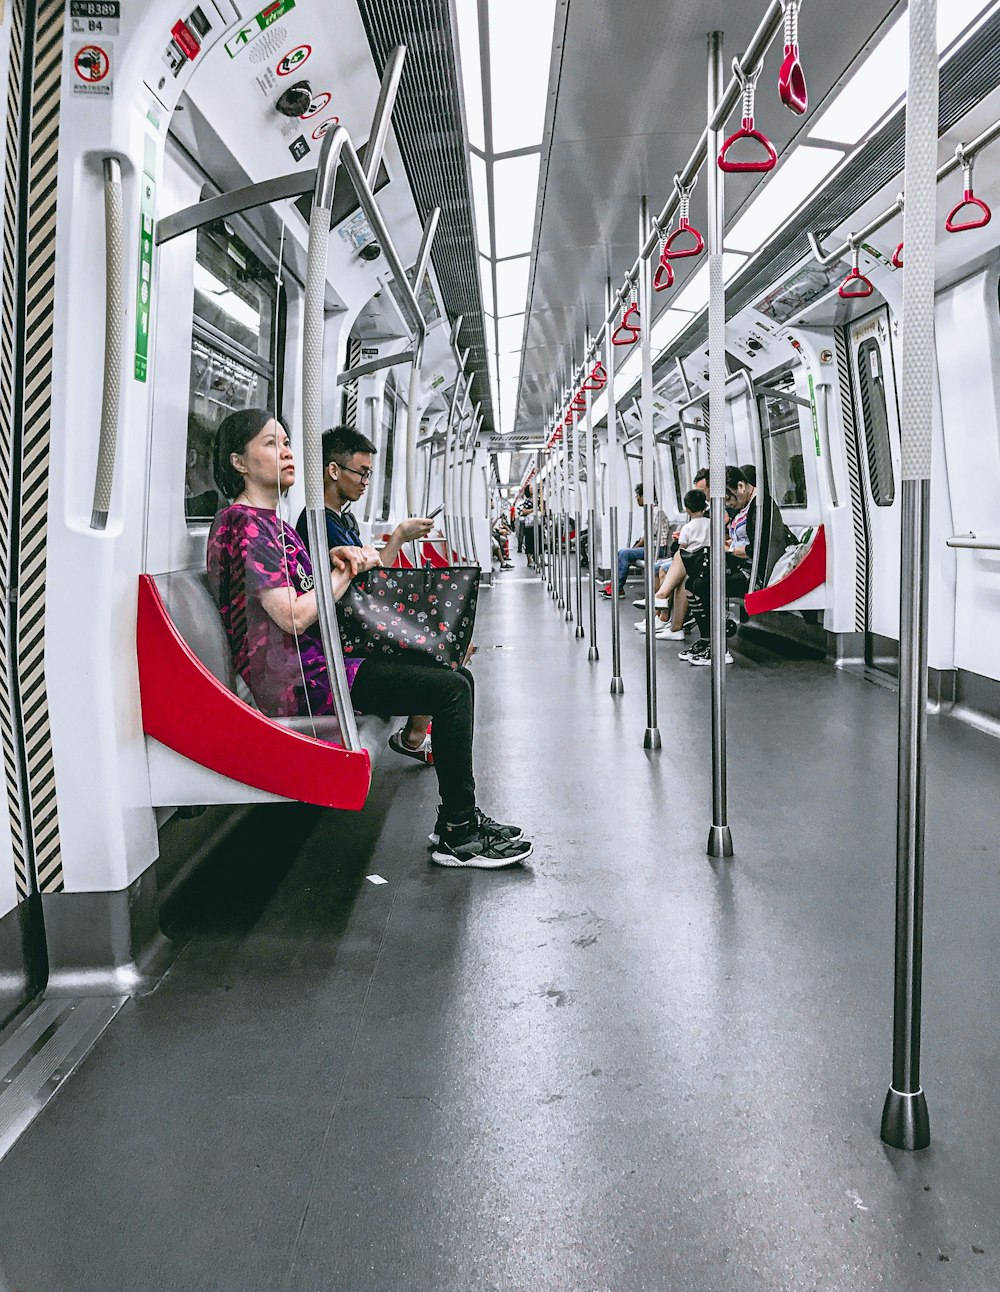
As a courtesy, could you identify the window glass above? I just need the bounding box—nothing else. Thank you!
[758,379,808,508]
[668,435,685,510]
[186,223,281,524]
[380,379,397,518]
[856,338,895,506]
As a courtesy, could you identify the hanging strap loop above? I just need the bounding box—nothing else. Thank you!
[612,302,641,345]
[662,175,705,260]
[718,60,777,173]
[778,0,808,115]
[653,227,675,292]
[839,238,875,298]
[582,361,607,390]
[945,144,993,232]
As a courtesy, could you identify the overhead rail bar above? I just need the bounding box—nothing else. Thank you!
[336,350,415,384]
[946,532,1000,550]
[808,117,1000,266]
[552,2,785,387]
[91,157,125,531]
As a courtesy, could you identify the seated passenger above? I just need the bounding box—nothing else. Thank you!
[601,485,669,598]
[294,425,436,765]
[634,488,710,640]
[680,465,757,666]
[208,408,531,869]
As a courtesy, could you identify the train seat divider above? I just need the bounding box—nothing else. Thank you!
[136,572,393,810]
[744,525,827,616]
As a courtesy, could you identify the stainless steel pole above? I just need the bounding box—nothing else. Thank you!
[706,31,733,857]
[606,278,624,694]
[572,374,586,640]
[638,197,660,750]
[881,0,937,1154]
[555,433,566,610]
[535,451,544,579]
[584,332,600,662]
[562,436,573,621]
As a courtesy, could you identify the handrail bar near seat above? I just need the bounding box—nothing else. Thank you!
[946,532,1000,550]
[91,157,126,531]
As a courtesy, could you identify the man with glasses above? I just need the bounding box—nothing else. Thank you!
[296,424,437,762]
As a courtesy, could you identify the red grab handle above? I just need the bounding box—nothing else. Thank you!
[653,257,674,293]
[718,121,778,173]
[582,362,607,391]
[778,45,807,115]
[663,218,705,260]
[839,267,874,299]
[891,242,904,269]
[612,303,641,346]
[571,393,586,411]
[945,190,992,232]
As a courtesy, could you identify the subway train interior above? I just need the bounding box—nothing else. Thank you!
[0,0,999,1287]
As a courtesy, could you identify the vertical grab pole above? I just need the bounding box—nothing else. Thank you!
[606,278,624,694]
[91,157,126,531]
[561,432,573,619]
[572,365,586,639]
[404,207,439,519]
[549,436,559,600]
[638,197,660,750]
[302,129,361,752]
[585,332,600,662]
[706,31,733,857]
[881,0,937,1153]
[535,450,544,580]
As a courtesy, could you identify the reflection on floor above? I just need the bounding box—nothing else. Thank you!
[0,564,998,1292]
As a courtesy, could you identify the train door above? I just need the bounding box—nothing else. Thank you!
[846,307,903,674]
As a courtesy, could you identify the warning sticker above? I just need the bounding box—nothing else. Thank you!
[300,90,331,119]
[311,117,338,141]
[72,42,112,95]
[225,0,296,58]
[276,44,311,76]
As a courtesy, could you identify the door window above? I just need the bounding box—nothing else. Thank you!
[758,378,808,508]
[856,337,895,506]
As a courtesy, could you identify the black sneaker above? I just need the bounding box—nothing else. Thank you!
[677,640,708,662]
[430,817,532,869]
[429,808,523,846]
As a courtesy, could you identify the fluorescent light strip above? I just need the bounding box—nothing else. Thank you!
[470,153,491,256]
[455,0,485,151]
[492,154,541,258]
[488,0,557,152]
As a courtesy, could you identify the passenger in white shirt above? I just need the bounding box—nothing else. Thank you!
[634,487,710,640]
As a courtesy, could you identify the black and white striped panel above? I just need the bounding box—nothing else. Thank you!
[835,325,869,634]
[0,0,66,899]
[0,0,31,899]
[342,334,362,425]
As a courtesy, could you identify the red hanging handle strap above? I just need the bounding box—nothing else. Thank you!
[662,175,705,260]
[582,362,607,391]
[839,240,874,299]
[612,302,641,346]
[718,60,777,173]
[945,145,992,232]
[778,0,808,115]
[653,250,675,293]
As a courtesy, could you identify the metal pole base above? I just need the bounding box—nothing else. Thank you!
[643,727,661,750]
[557,596,564,608]
[565,609,573,622]
[610,677,624,695]
[588,646,600,662]
[575,624,585,639]
[881,1087,930,1151]
[707,824,734,858]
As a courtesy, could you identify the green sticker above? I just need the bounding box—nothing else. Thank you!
[225,0,296,57]
[807,373,821,457]
[134,173,155,382]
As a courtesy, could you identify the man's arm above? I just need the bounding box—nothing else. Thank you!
[380,516,435,567]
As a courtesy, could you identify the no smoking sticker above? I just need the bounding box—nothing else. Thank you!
[72,41,112,95]
[276,43,311,76]
[311,117,339,140]
[301,90,331,118]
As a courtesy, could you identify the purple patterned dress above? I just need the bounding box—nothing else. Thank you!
[206,505,362,718]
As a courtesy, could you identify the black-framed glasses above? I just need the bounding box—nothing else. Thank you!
[337,463,372,483]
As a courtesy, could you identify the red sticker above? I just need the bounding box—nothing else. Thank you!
[73,44,110,83]
[301,90,331,119]
[276,44,311,76]
[311,116,339,140]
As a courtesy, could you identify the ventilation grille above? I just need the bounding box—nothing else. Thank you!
[355,0,493,435]
[651,12,1000,382]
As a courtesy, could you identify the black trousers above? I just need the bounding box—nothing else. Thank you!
[351,656,476,822]
[686,550,749,636]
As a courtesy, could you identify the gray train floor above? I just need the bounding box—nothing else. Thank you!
[1,564,999,1292]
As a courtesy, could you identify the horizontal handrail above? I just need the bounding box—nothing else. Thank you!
[336,349,415,384]
[946,532,1000,550]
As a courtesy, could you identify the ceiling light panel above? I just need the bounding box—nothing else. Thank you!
[497,313,525,354]
[479,254,495,315]
[495,256,531,316]
[455,0,486,152]
[488,0,557,152]
[470,152,491,256]
[492,154,541,258]
[726,148,843,252]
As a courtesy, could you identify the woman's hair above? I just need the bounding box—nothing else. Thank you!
[683,488,708,513]
[213,407,276,500]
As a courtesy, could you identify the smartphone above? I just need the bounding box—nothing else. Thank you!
[427,504,444,520]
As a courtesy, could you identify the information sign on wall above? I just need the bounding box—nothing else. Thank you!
[134,174,155,382]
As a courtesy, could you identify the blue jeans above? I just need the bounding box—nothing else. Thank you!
[616,547,645,590]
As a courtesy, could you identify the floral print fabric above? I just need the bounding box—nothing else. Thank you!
[207,504,362,718]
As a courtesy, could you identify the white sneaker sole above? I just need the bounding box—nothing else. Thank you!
[430,840,533,868]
